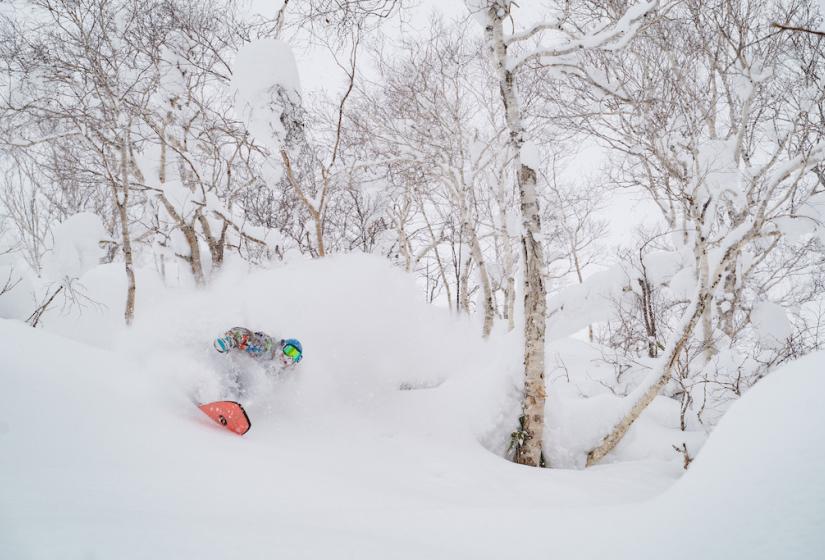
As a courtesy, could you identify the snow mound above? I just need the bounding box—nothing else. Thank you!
[578,351,825,559]
[656,351,825,558]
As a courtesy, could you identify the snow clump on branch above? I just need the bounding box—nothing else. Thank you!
[231,39,304,153]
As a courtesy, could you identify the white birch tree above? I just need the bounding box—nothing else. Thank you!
[468,0,658,466]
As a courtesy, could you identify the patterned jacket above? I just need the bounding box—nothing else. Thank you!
[222,327,281,360]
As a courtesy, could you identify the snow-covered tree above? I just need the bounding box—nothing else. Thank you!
[563,0,825,465]
[467,0,658,466]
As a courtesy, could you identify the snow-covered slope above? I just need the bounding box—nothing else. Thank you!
[659,350,825,557]
[575,350,825,559]
[1,255,822,559]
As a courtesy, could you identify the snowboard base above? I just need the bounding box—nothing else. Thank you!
[197,400,251,435]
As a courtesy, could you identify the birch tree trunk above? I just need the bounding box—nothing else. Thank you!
[396,192,413,272]
[156,193,206,286]
[697,235,716,362]
[497,180,517,332]
[505,261,517,332]
[462,201,495,336]
[470,232,496,338]
[586,291,711,466]
[158,128,167,184]
[459,243,474,314]
[118,135,136,326]
[487,8,547,467]
[462,174,496,337]
[718,262,738,338]
[197,210,228,272]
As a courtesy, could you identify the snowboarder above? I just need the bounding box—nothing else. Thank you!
[196,328,302,434]
[213,327,303,368]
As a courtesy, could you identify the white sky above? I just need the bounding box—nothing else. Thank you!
[246,0,472,94]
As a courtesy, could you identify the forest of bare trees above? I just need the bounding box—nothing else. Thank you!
[1,0,823,467]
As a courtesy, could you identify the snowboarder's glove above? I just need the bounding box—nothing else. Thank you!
[214,336,234,353]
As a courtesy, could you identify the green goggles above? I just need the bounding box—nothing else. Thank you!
[282,344,302,362]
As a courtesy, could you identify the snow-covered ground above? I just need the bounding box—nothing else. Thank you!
[1,255,823,559]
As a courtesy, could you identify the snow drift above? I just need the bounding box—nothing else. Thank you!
[577,350,825,559]
[0,254,822,559]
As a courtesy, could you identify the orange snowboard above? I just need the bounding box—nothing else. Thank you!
[198,401,251,435]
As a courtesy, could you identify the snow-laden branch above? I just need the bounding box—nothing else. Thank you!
[1,131,82,149]
[508,1,658,73]
[504,18,564,46]
[554,64,635,103]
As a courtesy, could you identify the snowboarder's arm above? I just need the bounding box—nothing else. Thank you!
[215,327,279,359]
[214,327,254,354]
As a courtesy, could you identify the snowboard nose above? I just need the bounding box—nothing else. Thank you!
[197,401,251,435]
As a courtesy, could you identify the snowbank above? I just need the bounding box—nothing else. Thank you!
[1,254,821,559]
[655,351,825,557]
[578,349,825,559]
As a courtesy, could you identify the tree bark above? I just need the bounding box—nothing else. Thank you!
[157,193,205,286]
[718,262,738,338]
[487,8,548,467]
[197,210,228,272]
[472,234,496,337]
[118,135,136,326]
[494,168,517,332]
[459,239,473,314]
[502,207,517,333]
[697,239,715,362]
